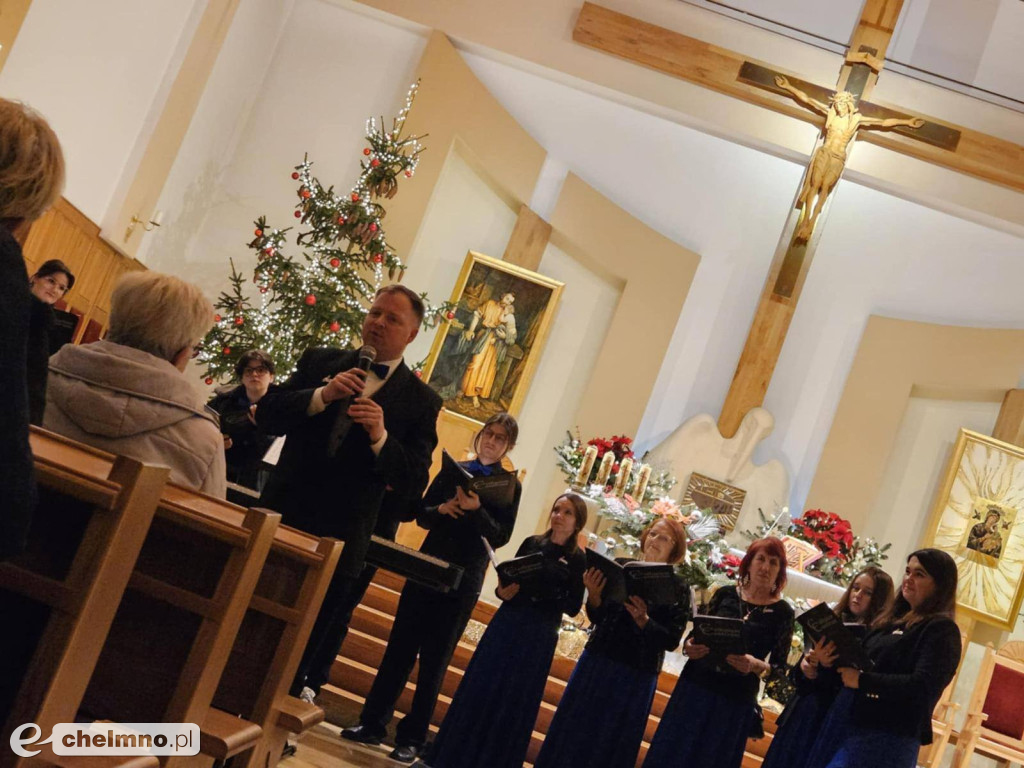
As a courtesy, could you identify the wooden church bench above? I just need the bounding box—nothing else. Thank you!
[208,528,342,768]
[1,429,169,768]
[75,482,280,768]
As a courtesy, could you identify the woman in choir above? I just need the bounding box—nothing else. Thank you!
[420,493,588,768]
[208,349,280,500]
[344,413,522,763]
[806,549,961,768]
[761,566,894,768]
[533,516,690,768]
[644,536,794,768]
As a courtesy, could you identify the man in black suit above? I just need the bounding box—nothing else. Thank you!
[256,284,442,699]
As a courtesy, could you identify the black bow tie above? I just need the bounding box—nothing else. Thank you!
[369,362,390,380]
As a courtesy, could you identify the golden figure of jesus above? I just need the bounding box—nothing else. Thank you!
[774,75,925,241]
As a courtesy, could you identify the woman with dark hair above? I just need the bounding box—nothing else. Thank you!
[26,259,76,425]
[533,516,690,768]
[644,536,794,768]
[344,413,522,763]
[806,549,961,768]
[208,349,279,500]
[421,493,588,768]
[761,566,894,768]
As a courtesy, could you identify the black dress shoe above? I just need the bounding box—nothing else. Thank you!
[389,745,421,763]
[340,725,385,745]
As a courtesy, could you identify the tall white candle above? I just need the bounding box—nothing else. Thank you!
[575,445,598,486]
[595,451,615,487]
[634,464,652,504]
[613,457,633,496]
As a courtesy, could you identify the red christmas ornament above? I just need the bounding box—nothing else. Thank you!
[404,171,413,178]
[259,287,268,294]
[337,216,346,225]
[373,254,383,264]
[329,258,340,268]
[291,171,300,180]
[204,377,214,385]
[214,314,222,322]
[370,158,380,168]
[294,210,302,218]
[254,228,263,237]
[329,321,340,333]
[222,347,231,355]
[234,316,243,326]
[300,188,311,199]
[264,247,275,256]
[368,223,378,232]
[305,294,316,306]
[446,311,455,320]
[351,193,360,202]
[414,370,422,378]
[363,148,371,156]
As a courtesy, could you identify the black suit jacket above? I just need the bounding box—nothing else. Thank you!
[257,347,441,576]
[854,615,961,744]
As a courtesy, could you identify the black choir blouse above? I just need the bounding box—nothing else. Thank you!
[502,535,586,623]
[417,458,521,596]
[584,559,690,675]
[852,615,961,744]
[683,584,794,703]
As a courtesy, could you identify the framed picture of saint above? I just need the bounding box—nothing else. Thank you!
[421,251,563,426]
[927,429,1024,629]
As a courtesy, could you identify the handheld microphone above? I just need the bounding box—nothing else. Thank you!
[326,345,377,457]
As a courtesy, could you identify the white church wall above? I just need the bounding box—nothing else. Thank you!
[146,0,427,304]
[764,179,1024,519]
[0,0,203,224]
[138,0,297,278]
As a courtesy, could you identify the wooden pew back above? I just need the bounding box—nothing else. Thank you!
[1,429,169,768]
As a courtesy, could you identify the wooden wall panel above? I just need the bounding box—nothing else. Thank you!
[23,198,145,343]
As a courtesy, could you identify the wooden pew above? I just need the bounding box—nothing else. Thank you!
[208,526,342,768]
[1,429,169,768]
[74,482,280,768]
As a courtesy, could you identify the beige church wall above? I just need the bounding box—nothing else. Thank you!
[342,0,1024,233]
[806,316,1024,536]
[0,0,206,225]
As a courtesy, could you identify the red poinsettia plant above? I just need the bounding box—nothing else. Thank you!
[789,509,854,562]
[587,435,634,474]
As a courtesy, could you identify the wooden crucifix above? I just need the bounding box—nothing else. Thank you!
[574,0,1021,437]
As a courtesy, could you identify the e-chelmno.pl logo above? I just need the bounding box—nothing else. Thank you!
[10,723,200,757]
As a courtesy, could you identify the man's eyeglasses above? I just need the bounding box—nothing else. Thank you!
[242,365,270,376]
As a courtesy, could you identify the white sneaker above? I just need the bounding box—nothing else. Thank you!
[299,686,316,704]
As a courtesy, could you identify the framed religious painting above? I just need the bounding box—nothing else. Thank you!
[927,429,1024,629]
[421,251,563,427]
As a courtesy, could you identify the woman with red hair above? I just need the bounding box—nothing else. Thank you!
[644,537,794,768]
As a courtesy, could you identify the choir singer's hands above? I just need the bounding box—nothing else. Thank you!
[625,595,649,629]
[838,666,861,689]
[726,653,769,677]
[583,567,606,607]
[438,497,465,519]
[496,582,520,601]
[683,636,711,660]
[455,486,480,511]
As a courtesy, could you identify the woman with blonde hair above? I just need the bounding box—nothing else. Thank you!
[0,99,65,558]
[44,270,225,496]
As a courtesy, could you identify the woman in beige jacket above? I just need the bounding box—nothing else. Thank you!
[44,271,226,497]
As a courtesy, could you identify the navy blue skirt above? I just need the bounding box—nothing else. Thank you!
[643,678,754,768]
[805,688,919,768]
[761,690,833,768]
[426,601,559,768]
[533,648,657,768]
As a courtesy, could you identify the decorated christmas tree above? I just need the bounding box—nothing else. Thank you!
[198,82,453,385]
